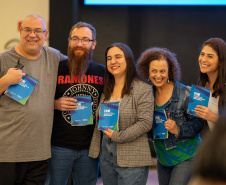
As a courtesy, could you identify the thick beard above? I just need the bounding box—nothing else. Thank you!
[67,46,93,77]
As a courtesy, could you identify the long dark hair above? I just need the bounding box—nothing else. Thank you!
[103,43,137,101]
[199,38,226,97]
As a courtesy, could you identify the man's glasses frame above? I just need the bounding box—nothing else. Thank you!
[21,27,47,36]
[69,37,94,45]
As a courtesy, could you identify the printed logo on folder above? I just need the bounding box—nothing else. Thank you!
[4,74,38,105]
[71,96,93,126]
[187,84,211,117]
[153,110,168,139]
[98,102,119,131]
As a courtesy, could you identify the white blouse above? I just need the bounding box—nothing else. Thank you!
[207,93,219,131]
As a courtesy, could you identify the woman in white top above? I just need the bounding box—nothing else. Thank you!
[195,38,226,132]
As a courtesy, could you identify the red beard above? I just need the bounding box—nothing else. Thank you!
[67,46,93,77]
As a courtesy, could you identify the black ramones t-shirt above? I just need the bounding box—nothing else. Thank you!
[51,60,105,150]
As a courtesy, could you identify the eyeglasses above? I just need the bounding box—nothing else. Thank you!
[70,37,94,45]
[21,27,47,36]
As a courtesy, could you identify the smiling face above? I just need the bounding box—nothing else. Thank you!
[68,27,96,56]
[19,16,48,57]
[199,45,219,76]
[107,46,127,79]
[149,59,169,87]
[67,27,97,76]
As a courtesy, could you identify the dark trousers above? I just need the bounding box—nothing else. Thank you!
[0,160,48,185]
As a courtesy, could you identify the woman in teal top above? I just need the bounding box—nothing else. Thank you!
[137,47,204,185]
[155,103,201,167]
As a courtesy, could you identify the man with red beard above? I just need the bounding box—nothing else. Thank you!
[45,22,105,185]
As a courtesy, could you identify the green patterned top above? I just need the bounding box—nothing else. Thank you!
[154,104,201,166]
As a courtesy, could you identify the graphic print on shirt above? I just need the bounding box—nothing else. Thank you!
[62,84,99,124]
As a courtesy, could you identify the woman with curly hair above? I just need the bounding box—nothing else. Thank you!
[137,47,204,185]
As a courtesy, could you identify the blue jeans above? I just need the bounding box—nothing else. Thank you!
[100,134,149,185]
[157,157,195,185]
[45,146,99,185]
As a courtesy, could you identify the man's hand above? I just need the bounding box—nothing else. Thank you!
[0,68,26,95]
[5,68,26,85]
[54,97,77,111]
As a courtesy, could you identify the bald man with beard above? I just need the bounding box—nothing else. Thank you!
[45,22,105,185]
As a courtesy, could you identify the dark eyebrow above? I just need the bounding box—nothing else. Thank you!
[201,51,215,57]
[207,54,215,57]
[71,36,89,39]
[24,27,42,30]
[115,54,123,57]
[107,54,123,58]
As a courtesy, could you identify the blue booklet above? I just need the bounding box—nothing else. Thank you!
[4,74,38,105]
[153,110,168,139]
[98,102,119,131]
[71,96,93,126]
[187,84,211,117]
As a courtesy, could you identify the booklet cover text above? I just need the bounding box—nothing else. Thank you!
[153,110,168,139]
[98,102,119,131]
[4,74,38,105]
[71,96,93,126]
[187,84,211,117]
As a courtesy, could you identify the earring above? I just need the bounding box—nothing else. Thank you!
[167,77,169,83]
[148,78,150,82]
